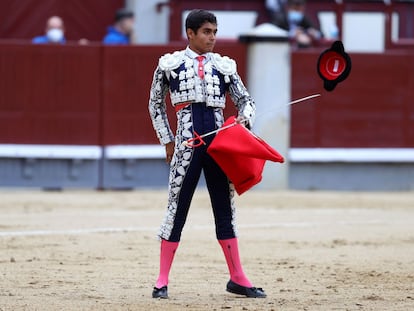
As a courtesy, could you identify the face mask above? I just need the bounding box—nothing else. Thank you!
[47,28,64,43]
[288,10,304,23]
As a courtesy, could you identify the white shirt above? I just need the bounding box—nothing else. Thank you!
[185,46,210,103]
[185,46,210,75]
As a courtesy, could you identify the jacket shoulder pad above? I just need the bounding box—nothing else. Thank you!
[211,53,237,75]
[158,51,185,71]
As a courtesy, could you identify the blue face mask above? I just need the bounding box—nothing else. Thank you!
[288,10,304,23]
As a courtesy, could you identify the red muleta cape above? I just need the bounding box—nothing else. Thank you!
[207,116,285,195]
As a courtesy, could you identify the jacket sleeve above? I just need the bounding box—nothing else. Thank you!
[148,66,174,145]
[301,16,323,38]
[227,72,256,128]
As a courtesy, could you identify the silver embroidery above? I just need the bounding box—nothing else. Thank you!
[149,51,249,240]
[148,50,255,146]
[157,107,237,240]
[159,51,185,71]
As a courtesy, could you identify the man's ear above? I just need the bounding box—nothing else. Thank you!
[186,28,194,40]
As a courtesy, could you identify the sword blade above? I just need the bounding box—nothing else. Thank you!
[287,93,321,106]
[182,93,321,147]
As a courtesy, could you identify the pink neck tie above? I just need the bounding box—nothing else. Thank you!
[196,55,205,79]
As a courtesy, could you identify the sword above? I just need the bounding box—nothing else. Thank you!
[182,93,321,148]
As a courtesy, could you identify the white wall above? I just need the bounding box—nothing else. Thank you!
[343,12,386,53]
[243,24,291,190]
[181,10,258,40]
[125,2,258,44]
[318,11,338,40]
[126,0,169,44]
[125,2,401,50]
[319,11,400,53]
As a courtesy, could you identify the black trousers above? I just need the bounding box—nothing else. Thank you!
[159,103,237,242]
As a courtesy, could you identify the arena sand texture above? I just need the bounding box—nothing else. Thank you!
[1,190,413,310]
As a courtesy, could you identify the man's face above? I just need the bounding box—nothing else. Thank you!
[187,22,217,55]
[120,17,135,35]
[47,16,64,32]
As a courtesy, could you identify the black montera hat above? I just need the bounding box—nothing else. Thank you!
[317,41,351,91]
[115,8,134,22]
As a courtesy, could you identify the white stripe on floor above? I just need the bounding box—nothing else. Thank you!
[0,220,386,237]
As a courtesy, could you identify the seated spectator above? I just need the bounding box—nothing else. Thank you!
[272,0,322,48]
[32,16,66,44]
[265,0,287,26]
[103,8,135,45]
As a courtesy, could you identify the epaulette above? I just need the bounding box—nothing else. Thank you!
[210,53,237,76]
[158,50,185,71]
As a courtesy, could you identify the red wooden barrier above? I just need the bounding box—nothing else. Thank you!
[0,43,101,145]
[101,45,168,145]
[291,49,414,147]
[0,43,413,148]
[101,42,246,145]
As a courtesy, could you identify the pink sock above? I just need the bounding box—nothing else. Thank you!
[155,239,179,289]
[218,238,252,287]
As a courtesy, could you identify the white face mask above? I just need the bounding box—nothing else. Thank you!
[47,28,64,43]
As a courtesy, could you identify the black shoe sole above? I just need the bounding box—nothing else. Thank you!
[226,280,267,298]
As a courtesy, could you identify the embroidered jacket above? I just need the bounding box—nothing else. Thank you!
[148,48,255,145]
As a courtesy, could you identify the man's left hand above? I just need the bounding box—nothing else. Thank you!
[165,141,175,164]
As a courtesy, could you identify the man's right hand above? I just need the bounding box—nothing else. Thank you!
[165,141,175,164]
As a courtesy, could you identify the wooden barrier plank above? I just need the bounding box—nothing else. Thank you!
[0,44,101,144]
[291,50,414,148]
[0,43,412,148]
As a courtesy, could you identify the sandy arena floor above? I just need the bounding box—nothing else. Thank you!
[0,189,413,311]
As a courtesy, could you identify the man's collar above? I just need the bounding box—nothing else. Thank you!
[185,46,210,60]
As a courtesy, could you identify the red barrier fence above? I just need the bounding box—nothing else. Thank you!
[291,49,414,147]
[0,43,413,148]
[101,43,244,145]
[0,44,101,145]
[0,42,245,146]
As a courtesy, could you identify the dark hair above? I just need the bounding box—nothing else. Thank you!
[185,9,217,33]
[115,8,134,22]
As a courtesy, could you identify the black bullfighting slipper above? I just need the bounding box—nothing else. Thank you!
[152,286,168,299]
[226,280,267,298]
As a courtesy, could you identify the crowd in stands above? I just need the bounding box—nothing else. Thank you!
[32,8,135,45]
[32,1,322,48]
